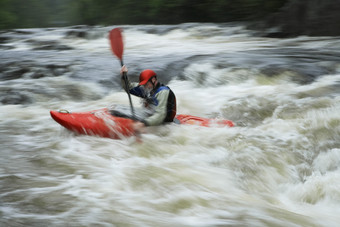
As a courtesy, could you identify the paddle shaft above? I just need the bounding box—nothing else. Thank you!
[120,59,135,116]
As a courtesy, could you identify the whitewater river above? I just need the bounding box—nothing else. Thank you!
[1,23,340,226]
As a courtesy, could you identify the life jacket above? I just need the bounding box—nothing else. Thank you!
[129,83,177,123]
[147,84,177,122]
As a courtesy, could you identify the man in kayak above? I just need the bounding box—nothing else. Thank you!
[120,66,177,132]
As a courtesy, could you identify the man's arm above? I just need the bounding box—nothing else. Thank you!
[120,66,145,98]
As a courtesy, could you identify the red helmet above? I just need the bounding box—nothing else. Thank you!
[139,69,156,85]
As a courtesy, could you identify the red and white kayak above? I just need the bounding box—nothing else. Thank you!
[50,108,234,139]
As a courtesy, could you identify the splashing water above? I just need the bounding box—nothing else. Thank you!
[1,23,340,226]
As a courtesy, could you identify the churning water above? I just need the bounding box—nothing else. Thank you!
[1,23,340,226]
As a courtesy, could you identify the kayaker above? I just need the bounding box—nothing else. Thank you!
[120,65,177,132]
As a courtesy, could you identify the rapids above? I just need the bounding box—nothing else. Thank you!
[1,23,340,226]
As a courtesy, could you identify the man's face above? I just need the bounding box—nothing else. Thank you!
[144,80,153,90]
[143,81,153,96]
[143,78,155,94]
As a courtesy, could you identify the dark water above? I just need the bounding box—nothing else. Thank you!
[1,23,340,226]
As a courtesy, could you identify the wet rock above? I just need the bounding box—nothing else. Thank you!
[0,36,11,44]
[65,30,88,39]
[26,39,73,51]
[0,67,30,81]
[138,25,178,35]
[0,90,33,105]
[28,71,46,79]
[0,61,71,81]
[26,65,71,78]
[64,26,106,40]
[46,64,70,76]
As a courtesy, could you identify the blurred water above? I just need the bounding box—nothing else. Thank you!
[1,23,340,226]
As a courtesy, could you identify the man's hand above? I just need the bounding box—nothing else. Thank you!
[133,121,146,133]
[121,65,128,75]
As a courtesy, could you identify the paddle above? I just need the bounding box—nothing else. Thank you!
[109,28,135,117]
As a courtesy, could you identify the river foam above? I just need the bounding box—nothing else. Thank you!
[1,23,340,226]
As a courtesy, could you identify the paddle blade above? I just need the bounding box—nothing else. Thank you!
[109,28,124,60]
